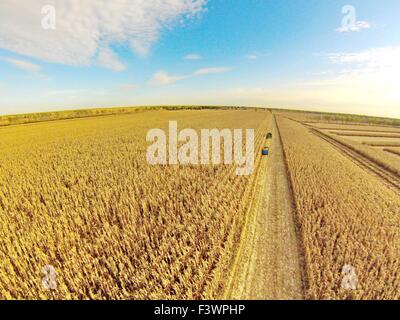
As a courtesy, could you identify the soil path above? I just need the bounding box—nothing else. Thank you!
[225,116,304,300]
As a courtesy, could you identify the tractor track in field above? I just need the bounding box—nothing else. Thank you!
[224,115,304,300]
[384,148,400,158]
[309,128,400,193]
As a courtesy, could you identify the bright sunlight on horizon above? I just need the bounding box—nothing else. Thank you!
[0,0,399,118]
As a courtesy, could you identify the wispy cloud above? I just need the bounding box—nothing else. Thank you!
[5,57,41,72]
[149,71,187,86]
[0,1,207,71]
[280,46,400,116]
[184,53,202,60]
[150,66,232,86]
[246,52,270,60]
[336,21,371,33]
[97,48,126,72]
[325,46,400,76]
[194,67,232,75]
[213,47,399,117]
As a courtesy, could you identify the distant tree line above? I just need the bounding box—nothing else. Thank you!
[0,105,260,127]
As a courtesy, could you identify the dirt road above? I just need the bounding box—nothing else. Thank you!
[225,116,304,300]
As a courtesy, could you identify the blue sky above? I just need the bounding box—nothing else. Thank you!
[0,0,399,117]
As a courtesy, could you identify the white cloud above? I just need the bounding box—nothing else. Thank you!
[207,47,400,118]
[274,46,400,116]
[0,1,207,71]
[194,67,232,75]
[325,46,400,78]
[5,57,41,72]
[336,21,371,33]
[97,47,126,72]
[149,71,187,86]
[184,53,202,60]
[150,66,232,86]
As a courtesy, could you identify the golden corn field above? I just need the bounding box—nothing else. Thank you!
[1,107,399,300]
[0,109,271,299]
[277,116,400,299]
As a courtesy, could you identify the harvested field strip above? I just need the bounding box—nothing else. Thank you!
[311,129,400,192]
[278,118,400,176]
[384,149,400,157]
[333,132,400,138]
[356,137,400,142]
[305,122,400,132]
[277,116,400,299]
[363,142,400,147]
[318,130,400,177]
[338,136,400,144]
[326,128,400,134]
[313,127,400,134]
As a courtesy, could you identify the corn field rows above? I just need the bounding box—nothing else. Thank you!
[0,110,271,299]
[277,116,400,299]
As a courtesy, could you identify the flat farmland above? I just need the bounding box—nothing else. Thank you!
[384,148,400,157]
[330,131,400,138]
[304,122,400,177]
[0,109,271,299]
[332,135,400,144]
[278,116,400,299]
[305,122,400,133]
[1,107,400,300]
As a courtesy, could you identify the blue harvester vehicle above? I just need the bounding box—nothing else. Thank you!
[262,147,269,156]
